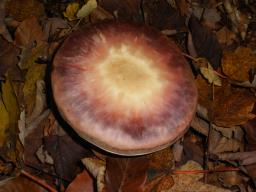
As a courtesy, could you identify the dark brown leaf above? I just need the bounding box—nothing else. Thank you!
[142,0,185,30]
[44,135,92,181]
[242,119,256,180]
[5,0,45,22]
[66,170,94,192]
[0,36,21,80]
[0,175,47,192]
[188,16,222,69]
[98,0,143,22]
[105,156,148,192]
[212,86,256,127]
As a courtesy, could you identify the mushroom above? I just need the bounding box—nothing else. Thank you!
[51,21,198,156]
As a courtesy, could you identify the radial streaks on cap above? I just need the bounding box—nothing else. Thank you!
[52,21,197,155]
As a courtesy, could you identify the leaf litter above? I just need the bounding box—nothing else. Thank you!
[0,0,256,191]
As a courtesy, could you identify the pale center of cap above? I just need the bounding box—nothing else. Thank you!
[96,43,167,109]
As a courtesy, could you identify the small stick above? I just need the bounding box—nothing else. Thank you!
[172,167,240,174]
[21,170,57,192]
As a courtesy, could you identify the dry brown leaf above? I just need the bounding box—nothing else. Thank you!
[44,135,91,181]
[26,80,47,125]
[213,85,256,127]
[105,156,148,192]
[42,17,70,59]
[156,173,174,191]
[195,75,214,117]
[175,0,189,16]
[90,6,114,23]
[222,47,256,82]
[148,147,174,171]
[223,0,249,40]
[210,136,243,154]
[143,0,185,30]
[188,15,222,69]
[99,0,143,22]
[5,0,45,21]
[66,170,94,192]
[196,76,256,127]
[216,26,236,46]
[0,36,21,80]
[15,16,48,70]
[0,75,20,163]
[217,151,256,165]
[0,176,47,192]
[0,1,12,42]
[23,64,46,116]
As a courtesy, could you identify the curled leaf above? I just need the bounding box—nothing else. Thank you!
[77,0,97,19]
[63,3,80,21]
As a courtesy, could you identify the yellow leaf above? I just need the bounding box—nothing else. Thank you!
[77,0,97,18]
[0,98,10,147]
[23,64,46,115]
[1,75,21,163]
[2,76,20,125]
[200,64,222,86]
[63,3,80,21]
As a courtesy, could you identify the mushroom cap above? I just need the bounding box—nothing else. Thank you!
[52,21,198,156]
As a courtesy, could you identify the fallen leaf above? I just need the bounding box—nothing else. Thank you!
[23,64,46,116]
[196,76,256,127]
[63,3,80,21]
[148,147,174,171]
[66,170,94,192]
[105,156,148,192]
[195,75,215,117]
[216,26,236,46]
[209,130,243,154]
[0,36,21,80]
[143,0,185,30]
[77,0,97,19]
[0,175,47,192]
[5,0,45,21]
[200,61,222,86]
[26,80,47,125]
[188,16,222,69]
[99,0,143,22]
[14,16,45,48]
[0,75,20,163]
[223,0,249,40]
[242,119,256,180]
[36,145,54,165]
[156,173,174,191]
[44,135,91,181]
[0,95,10,147]
[182,131,204,165]
[15,16,48,70]
[89,6,114,23]
[82,157,106,192]
[212,85,256,127]
[42,17,70,59]
[222,47,256,82]
[217,151,256,165]
[0,1,12,42]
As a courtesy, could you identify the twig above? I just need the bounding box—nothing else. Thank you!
[21,170,57,192]
[172,166,240,174]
